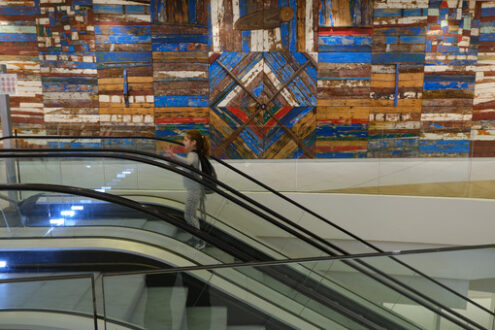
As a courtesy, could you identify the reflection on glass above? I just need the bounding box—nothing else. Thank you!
[103,250,490,330]
[0,276,95,328]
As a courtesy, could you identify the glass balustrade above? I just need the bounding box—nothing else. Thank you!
[0,139,492,329]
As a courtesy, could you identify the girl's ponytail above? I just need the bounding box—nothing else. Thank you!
[201,135,210,157]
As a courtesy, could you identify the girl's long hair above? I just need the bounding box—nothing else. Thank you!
[186,129,210,157]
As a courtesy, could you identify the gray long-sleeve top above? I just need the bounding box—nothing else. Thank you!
[173,152,202,191]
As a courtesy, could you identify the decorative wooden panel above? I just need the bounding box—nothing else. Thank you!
[0,1,43,135]
[210,106,314,159]
[472,0,495,156]
[209,52,316,159]
[369,0,428,158]
[317,27,372,158]
[210,52,316,108]
[210,0,316,52]
[94,1,153,136]
[317,99,369,158]
[5,0,495,159]
[150,0,209,140]
[153,26,209,108]
[420,0,478,157]
[37,0,99,136]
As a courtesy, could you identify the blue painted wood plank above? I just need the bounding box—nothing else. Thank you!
[318,35,372,46]
[436,45,478,56]
[317,125,368,138]
[369,138,419,149]
[386,36,399,44]
[401,36,426,43]
[425,59,477,66]
[41,61,97,70]
[288,0,297,51]
[93,5,124,14]
[152,34,208,44]
[423,81,474,90]
[419,140,470,154]
[480,33,495,42]
[40,50,96,56]
[427,36,457,44]
[125,6,147,14]
[319,52,371,63]
[404,9,426,16]
[97,35,151,44]
[0,33,37,42]
[317,152,366,158]
[424,75,476,83]
[0,6,36,15]
[42,82,98,92]
[279,0,289,50]
[374,9,402,17]
[188,0,197,24]
[155,96,208,107]
[43,76,98,84]
[95,25,151,35]
[481,7,495,17]
[318,45,372,52]
[372,53,425,64]
[96,52,152,63]
[374,27,424,36]
[73,0,92,5]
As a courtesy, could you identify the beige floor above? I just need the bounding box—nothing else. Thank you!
[318,180,495,199]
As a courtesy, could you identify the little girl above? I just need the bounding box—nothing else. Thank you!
[165,130,209,249]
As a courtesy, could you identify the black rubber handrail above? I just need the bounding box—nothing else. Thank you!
[0,150,485,329]
[1,135,492,319]
[104,242,495,276]
[4,242,493,281]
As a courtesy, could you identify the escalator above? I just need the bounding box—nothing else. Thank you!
[0,180,482,329]
[0,137,491,328]
[2,203,494,330]
[0,184,401,329]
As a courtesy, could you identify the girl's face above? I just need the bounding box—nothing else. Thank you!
[184,135,197,152]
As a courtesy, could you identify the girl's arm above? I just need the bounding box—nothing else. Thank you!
[173,152,197,166]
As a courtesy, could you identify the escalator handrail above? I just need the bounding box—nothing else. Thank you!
[1,135,492,318]
[0,152,486,329]
[2,135,492,318]
[4,242,493,284]
[0,272,94,284]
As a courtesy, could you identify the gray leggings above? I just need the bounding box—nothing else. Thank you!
[184,189,204,230]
